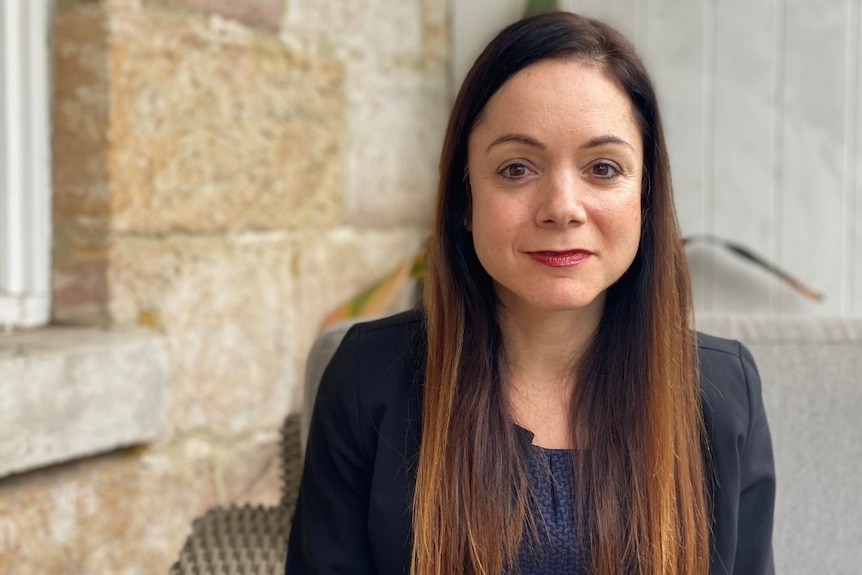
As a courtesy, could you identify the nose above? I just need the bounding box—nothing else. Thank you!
[536,170,587,228]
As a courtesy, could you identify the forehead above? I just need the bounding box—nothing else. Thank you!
[471,58,641,146]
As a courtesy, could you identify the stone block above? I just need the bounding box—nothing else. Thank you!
[108,235,297,434]
[52,239,112,325]
[421,0,449,64]
[51,5,115,325]
[282,0,423,62]
[56,0,104,10]
[106,6,344,234]
[220,432,282,506]
[0,444,217,575]
[0,328,169,478]
[343,61,447,227]
[148,0,284,30]
[292,227,427,407]
[52,4,111,236]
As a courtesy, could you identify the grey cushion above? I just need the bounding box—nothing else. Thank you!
[698,315,862,575]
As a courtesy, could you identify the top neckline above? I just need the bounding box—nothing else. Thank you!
[514,423,580,452]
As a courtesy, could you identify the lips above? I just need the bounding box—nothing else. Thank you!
[527,250,593,267]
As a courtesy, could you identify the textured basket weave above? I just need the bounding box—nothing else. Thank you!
[169,414,303,575]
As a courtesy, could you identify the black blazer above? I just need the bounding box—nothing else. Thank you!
[287,309,775,575]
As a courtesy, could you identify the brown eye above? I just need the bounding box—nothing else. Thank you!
[590,161,620,179]
[499,162,530,180]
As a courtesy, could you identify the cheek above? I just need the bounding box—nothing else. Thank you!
[623,200,643,257]
[471,209,505,263]
[605,195,642,259]
[470,191,519,240]
[470,197,524,275]
[623,196,642,234]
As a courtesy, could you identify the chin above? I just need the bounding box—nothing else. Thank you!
[522,292,607,315]
[543,300,602,313]
[494,282,608,316]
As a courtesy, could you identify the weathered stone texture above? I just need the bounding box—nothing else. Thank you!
[32,0,448,572]
[56,0,103,9]
[291,227,426,406]
[52,5,113,324]
[282,0,423,62]
[0,447,217,575]
[0,328,169,477]
[52,5,111,234]
[220,432,282,506]
[421,0,449,64]
[344,61,447,227]
[106,7,344,234]
[148,0,284,30]
[108,235,297,434]
[52,240,111,324]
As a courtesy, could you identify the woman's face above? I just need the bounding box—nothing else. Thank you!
[467,58,643,321]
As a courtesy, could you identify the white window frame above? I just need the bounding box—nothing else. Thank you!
[0,0,51,329]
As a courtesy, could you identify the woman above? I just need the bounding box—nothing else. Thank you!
[287,12,775,575]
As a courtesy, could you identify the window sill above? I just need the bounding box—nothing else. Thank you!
[0,326,170,477]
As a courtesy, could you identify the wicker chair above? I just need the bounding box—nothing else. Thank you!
[169,414,303,575]
[169,322,355,575]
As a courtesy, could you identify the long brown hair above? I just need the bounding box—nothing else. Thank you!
[414,12,707,575]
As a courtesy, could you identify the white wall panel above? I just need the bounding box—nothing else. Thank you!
[642,0,709,236]
[779,0,851,315]
[451,0,522,95]
[561,0,641,44]
[452,0,862,316]
[854,0,862,316]
[641,0,714,306]
[709,0,780,312]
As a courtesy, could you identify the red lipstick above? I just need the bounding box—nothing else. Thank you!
[528,250,592,267]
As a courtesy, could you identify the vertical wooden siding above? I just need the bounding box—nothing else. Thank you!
[456,0,861,316]
[855,1,862,316]
[563,0,861,316]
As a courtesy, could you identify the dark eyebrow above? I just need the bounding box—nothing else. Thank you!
[485,133,635,153]
[582,134,635,151]
[485,133,546,153]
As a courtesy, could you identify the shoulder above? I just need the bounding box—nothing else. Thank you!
[697,333,771,487]
[321,309,425,412]
[308,309,425,464]
[695,333,776,573]
[695,330,765,458]
[696,330,753,367]
[331,309,425,378]
[696,331,761,411]
[323,307,424,378]
[344,308,425,344]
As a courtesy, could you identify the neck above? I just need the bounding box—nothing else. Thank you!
[498,300,602,396]
[497,301,602,449]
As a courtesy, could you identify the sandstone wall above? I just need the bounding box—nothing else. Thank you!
[1,0,448,572]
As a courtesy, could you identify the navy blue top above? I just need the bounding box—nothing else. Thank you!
[511,445,589,574]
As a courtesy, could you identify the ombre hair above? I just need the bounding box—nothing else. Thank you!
[414,11,707,575]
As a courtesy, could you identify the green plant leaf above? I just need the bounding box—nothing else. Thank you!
[320,249,426,331]
[524,0,559,18]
